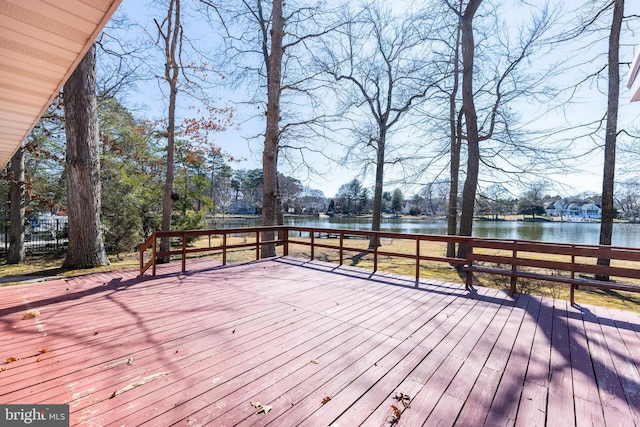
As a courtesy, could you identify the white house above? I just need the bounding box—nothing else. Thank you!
[581,203,602,219]
[545,200,601,219]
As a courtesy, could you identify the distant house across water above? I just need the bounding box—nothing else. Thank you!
[545,201,602,219]
[226,200,260,215]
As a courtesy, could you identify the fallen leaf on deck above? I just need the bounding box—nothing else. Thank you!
[4,356,20,363]
[0,367,6,372]
[258,405,272,414]
[109,391,117,399]
[35,357,41,363]
[127,357,134,365]
[250,401,273,415]
[322,395,332,405]
[38,348,48,354]
[310,359,319,364]
[390,404,402,423]
[395,392,411,408]
[22,310,40,319]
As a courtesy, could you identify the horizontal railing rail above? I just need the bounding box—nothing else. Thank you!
[138,226,640,306]
[463,237,640,305]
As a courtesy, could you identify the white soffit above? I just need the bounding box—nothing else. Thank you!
[628,43,640,102]
[0,0,122,168]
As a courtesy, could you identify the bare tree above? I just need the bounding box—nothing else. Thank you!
[318,2,442,247]
[155,0,182,260]
[261,0,285,256]
[200,0,341,256]
[451,0,481,259]
[597,0,624,278]
[615,179,640,222]
[63,44,110,268]
[439,0,563,259]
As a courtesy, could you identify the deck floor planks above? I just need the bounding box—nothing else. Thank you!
[515,296,555,427]
[82,301,350,423]
[591,305,640,422]
[2,256,640,426]
[606,307,640,378]
[253,282,494,426]
[399,288,505,426]
[116,316,357,426]
[228,282,457,426]
[3,280,291,404]
[581,306,635,425]
[322,287,470,425]
[424,289,517,425]
[320,288,499,425]
[484,295,543,426]
[567,304,608,426]
[180,317,379,426]
[545,299,575,427]
[12,299,306,408]
[89,262,420,426]
[453,293,532,426]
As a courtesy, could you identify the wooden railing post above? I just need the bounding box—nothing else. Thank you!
[181,232,187,273]
[415,237,420,287]
[152,232,157,276]
[310,229,315,261]
[373,231,378,273]
[139,243,144,272]
[256,230,261,260]
[465,239,473,290]
[222,232,227,265]
[510,241,517,296]
[570,245,576,305]
[283,226,289,256]
[339,231,344,265]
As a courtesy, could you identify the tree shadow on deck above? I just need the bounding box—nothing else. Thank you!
[274,256,640,425]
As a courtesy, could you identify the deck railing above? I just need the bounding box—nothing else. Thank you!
[138,226,640,305]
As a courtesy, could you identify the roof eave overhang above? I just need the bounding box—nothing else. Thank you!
[0,0,123,169]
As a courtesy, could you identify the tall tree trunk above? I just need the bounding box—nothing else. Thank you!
[456,0,482,260]
[62,44,110,269]
[7,144,25,264]
[261,0,284,258]
[447,18,463,259]
[159,0,181,261]
[369,132,386,249]
[597,0,624,279]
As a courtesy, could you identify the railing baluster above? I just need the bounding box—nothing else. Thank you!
[310,229,315,260]
[373,231,378,273]
[510,241,517,296]
[181,232,187,273]
[222,232,227,265]
[415,237,420,287]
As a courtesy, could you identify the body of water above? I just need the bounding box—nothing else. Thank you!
[216,216,640,248]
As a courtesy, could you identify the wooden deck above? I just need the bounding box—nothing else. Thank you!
[1,256,640,426]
